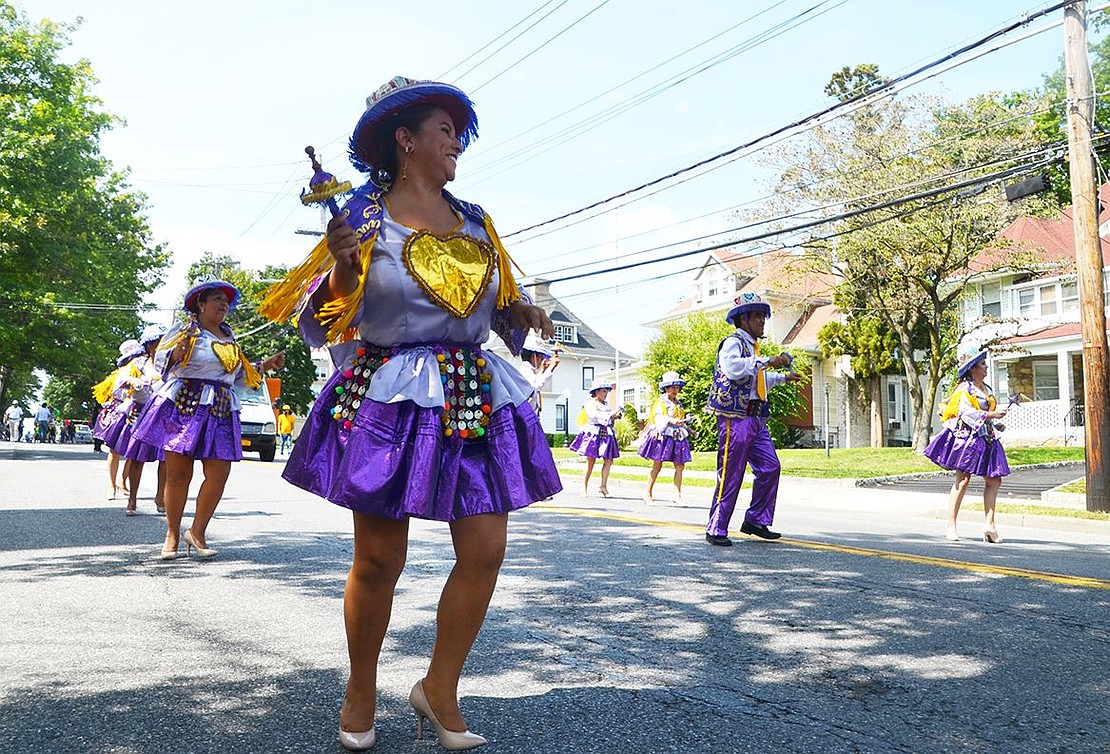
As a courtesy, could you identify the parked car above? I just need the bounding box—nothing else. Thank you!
[233,382,277,462]
[73,423,93,444]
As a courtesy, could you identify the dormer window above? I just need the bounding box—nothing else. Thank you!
[553,324,578,344]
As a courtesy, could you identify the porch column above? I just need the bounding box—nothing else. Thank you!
[1058,350,1072,417]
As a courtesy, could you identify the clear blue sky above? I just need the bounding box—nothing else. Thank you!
[20,0,1078,355]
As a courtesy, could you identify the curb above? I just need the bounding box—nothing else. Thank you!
[855,460,1085,488]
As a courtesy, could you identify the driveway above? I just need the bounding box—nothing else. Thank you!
[863,462,1085,500]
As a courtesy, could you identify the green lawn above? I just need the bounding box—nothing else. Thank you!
[551,446,1085,479]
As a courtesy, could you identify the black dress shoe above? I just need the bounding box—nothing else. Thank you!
[705,533,733,547]
[740,521,782,540]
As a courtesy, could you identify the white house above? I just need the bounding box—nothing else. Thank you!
[957,187,1110,445]
[484,280,634,441]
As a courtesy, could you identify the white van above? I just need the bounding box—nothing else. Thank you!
[234,381,277,462]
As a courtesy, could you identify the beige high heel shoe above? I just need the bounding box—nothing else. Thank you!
[183,529,218,558]
[983,529,1003,544]
[338,726,376,751]
[409,680,487,751]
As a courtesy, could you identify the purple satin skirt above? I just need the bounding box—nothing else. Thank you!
[569,426,620,460]
[131,394,243,462]
[120,403,164,463]
[282,378,562,522]
[638,434,692,464]
[923,428,1010,478]
[92,404,120,443]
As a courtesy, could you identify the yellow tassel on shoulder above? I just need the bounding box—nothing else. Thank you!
[91,370,118,405]
[259,236,334,324]
[482,214,523,309]
[318,236,375,343]
[239,353,263,390]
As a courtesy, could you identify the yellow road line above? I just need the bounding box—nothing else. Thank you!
[533,504,1110,591]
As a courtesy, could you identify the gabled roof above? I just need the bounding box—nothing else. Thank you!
[972,184,1110,274]
[997,320,1109,346]
[783,303,839,350]
[526,280,627,361]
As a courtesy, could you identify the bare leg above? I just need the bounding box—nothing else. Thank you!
[107,451,122,498]
[154,461,166,513]
[644,461,662,503]
[121,459,131,492]
[126,461,145,512]
[582,457,597,495]
[341,513,409,733]
[673,462,685,503]
[983,476,1002,537]
[422,513,508,732]
[946,471,971,540]
[599,458,613,495]
[186,458,232,548]
[161,452,194,553]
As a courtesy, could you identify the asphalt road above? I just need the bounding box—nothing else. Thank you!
[1,444,1108,754]
[863,462,1086,500]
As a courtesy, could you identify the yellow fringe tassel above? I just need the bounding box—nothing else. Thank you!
[318,236,376,343]
[159,323,198,367]
[239,353,263,390]
[482,214,524,309]
[259,236,334,324]
[91,370,118,405]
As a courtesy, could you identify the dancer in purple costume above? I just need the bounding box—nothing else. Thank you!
[92,339,144,502]
[705,292,802,546]
[120,324,168,515]
[639,371,692,504]
[569,378,621,498]
[923,349,1010,543]
[269,77,560,751]
[132,277,284,561]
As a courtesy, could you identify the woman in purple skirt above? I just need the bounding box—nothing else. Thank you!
[639,371,692,505]
[132,278,284,560]
[569,378,621,498]
[923,349,1010,543]
[120,324,168,515]
[268,77,560,750]
[92,339,144,502]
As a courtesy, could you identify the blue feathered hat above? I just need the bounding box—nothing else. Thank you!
[349,76,479,175]
[183,275,240,314]
[726,291,771,325]
[957,349,988,379]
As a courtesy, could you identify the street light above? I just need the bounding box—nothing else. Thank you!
[561,388,572,447]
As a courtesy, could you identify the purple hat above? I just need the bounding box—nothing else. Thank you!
[349,76,479,174]
[726,291,771,325]
[658,371,686,391]
[116,339,142,367]
[957,349,988,379]
[183,275,240,314]
[588,378,614,396]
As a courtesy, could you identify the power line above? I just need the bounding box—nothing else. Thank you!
[439,0,566,80]
[499,1,1069,240]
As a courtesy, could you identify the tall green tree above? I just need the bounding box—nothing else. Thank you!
[765,65,1053,450]
[184,253,316,413]
[641,311,809,451]
[0,4,168,410]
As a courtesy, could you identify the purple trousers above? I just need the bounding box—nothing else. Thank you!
[706,415,780,537]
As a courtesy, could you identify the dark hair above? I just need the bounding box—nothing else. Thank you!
[362,103,443,183]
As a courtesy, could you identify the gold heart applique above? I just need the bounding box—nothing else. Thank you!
[211,341,241,373]
[402,231,495,319]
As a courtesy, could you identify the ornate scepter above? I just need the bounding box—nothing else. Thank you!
[299,146,352,217]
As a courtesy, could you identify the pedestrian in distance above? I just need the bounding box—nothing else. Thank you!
[277,404,295,455]
[131,276,285,560]
[705,292,803,546]
[120,324,168,515]
[264,76,561,751]
[569,378,622,498]
[923,348,1010,543]
[4,402,22,443]
[33,403,51,443]
[639,371,692,505]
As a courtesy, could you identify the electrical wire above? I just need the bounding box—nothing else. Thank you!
[499,1,1069,240]
[439,0,567,80]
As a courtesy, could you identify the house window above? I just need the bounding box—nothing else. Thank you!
[553,324,577,344]
[1016,288,1035,315]
[623,388,635,406]
[1061,281,1079,312]
[980,282,1001,318]
[582,366,594,390]
[555,403,567,433]
[1032,359,1060,401]
[707,276,718,298]
[1039,284,1057,315]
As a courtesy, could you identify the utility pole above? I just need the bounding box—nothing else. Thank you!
[1063,0,1110,512]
